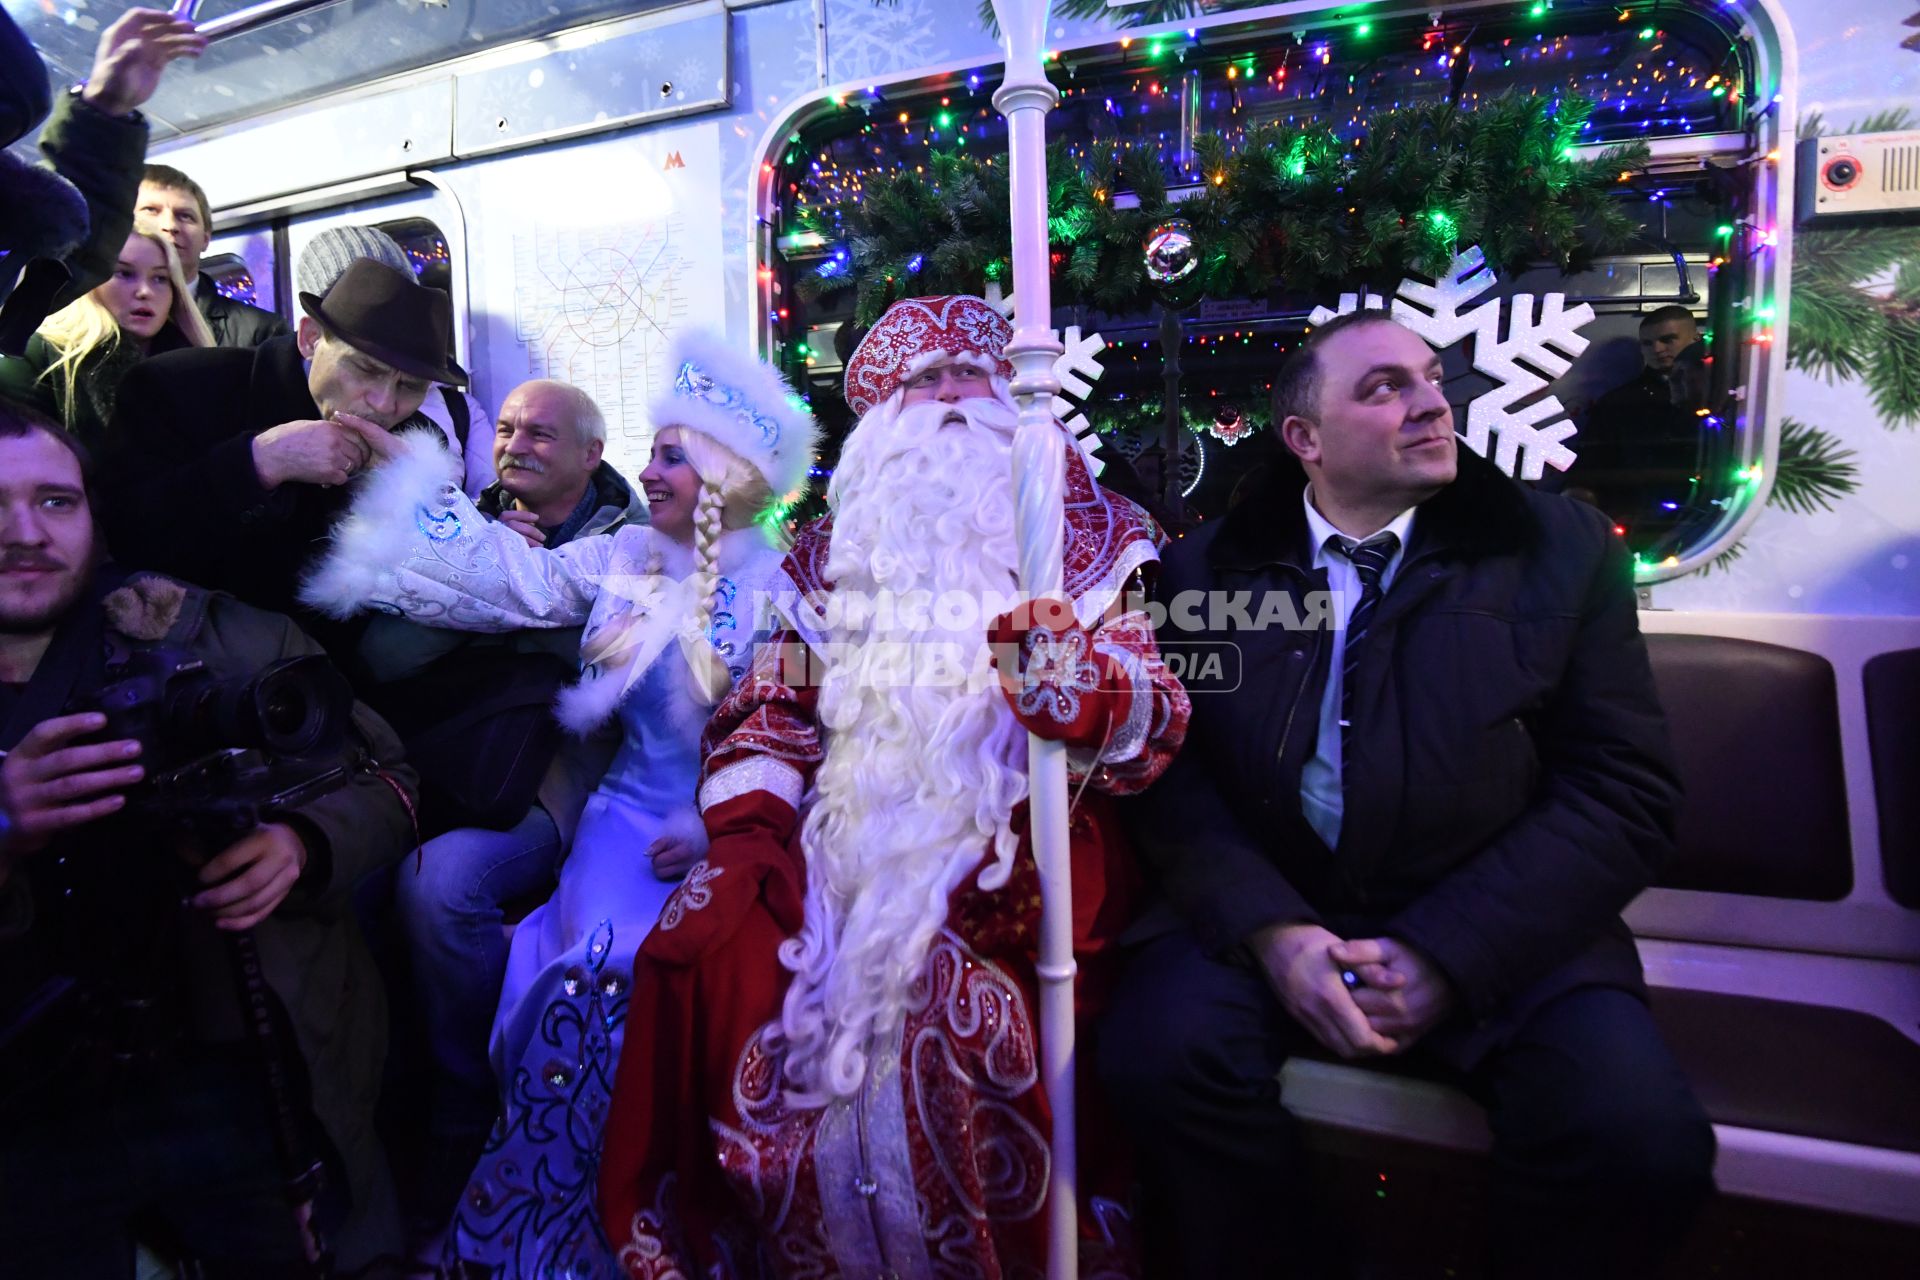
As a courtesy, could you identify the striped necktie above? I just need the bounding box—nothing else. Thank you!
[1336,532,1400,766]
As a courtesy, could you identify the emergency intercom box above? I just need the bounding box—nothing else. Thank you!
[1797,131,1920,223]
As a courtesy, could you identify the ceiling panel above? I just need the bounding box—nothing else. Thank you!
[4,0,676,142]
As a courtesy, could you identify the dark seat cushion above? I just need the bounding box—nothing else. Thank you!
[1650,987,1920,1154]
[1864,648,1920,909]
[1646,633,1851,900]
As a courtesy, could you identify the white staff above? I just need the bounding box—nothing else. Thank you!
[988,2,1074,1276]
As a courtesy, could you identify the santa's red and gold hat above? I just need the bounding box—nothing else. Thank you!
[841,295,1015,417]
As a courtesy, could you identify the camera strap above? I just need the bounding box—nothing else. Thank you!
[225,928,332,1277]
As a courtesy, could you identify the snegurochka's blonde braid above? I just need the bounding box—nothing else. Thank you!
[690,479,726,638]
[685,478,732,702]
[670,426,779,702]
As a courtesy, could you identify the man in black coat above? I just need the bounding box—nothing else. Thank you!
[137,162,289,348]
[1099,311,1713,1279]
[1,9,204,344]
[99,258,466,644]
[1570,304,1709,528]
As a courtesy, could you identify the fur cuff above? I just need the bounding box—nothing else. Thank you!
[102,576,188,643]
[299,434,461,620]
[553,665,627,738]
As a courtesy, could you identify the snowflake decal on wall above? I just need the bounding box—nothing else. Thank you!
[985,283,1110,476]
[1309,245,1594,480]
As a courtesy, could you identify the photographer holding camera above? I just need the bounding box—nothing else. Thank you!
[0,402,419,1277]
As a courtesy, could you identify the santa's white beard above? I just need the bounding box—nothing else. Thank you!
[774,395,1031,1105]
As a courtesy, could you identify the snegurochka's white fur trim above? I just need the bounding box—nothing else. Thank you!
[649,329,820,501]
[300,433,461,620]
[552,524,774,737]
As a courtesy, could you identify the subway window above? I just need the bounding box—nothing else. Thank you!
[759,1,1773,572]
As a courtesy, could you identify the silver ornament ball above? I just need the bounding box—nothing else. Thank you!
[1143,219,1199,286]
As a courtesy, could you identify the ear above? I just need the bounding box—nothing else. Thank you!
[295,317,323,360]
[585,437,605,469]
[1280,413,1322,465]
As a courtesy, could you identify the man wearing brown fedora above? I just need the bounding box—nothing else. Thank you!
[97,258,466,647]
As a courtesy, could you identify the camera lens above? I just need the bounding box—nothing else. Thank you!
[260,686,309,741]
[247,659,352,756]
[1825,157,1859,188]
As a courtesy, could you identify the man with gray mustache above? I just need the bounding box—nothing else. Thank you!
[479,379,646,548]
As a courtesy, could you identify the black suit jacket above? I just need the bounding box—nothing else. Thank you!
[99,335,351,628]
[195,275,290,349]
[1129,449,1681,1063]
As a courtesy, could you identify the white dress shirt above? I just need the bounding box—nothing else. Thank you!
[1298,486,1418,851]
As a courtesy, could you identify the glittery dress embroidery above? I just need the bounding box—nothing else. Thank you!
[443,551,783,1279]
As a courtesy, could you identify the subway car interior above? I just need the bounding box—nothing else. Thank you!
[3,0,1918,1276]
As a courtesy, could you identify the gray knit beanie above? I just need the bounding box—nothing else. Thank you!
[296,225,413,299]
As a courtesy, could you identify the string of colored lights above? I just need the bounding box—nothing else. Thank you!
[781,14,1742,213]
[761,4,1773,550]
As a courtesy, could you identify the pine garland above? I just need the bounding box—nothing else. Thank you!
[972,0,1210,31]
[1086,394,1271,441]
[794,95,1647,325]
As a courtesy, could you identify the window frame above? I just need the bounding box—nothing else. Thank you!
[749,0,1799,584]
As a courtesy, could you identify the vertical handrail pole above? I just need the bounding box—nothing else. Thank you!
[988,2,1072,1277]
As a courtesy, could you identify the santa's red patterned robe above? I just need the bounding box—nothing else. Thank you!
[598,441,1189,1279]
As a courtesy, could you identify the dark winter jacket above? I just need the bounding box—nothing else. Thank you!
[0,83,149,353]
[195,274,289,349]
[1570,354,1708,522]
[1129,447,1681,1059]
[476,456,649,540]
[0,322,193,451]
[0,570,419,1267]
[99,333,435,648]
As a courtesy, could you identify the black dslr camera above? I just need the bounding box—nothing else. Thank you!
[39,648,372,1270]
[87,647,359,840]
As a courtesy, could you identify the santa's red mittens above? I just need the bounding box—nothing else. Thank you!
[988,597,1118,748]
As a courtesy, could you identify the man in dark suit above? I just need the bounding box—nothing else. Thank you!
[1100,310,1714,1278]
[136,163,289,348]
[99,258,466,640]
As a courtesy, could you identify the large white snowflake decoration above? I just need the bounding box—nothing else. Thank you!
[1050,324,1107,433]
[1308,245,1594,480]
[986,285,1110,476]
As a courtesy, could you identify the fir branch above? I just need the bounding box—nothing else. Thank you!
[1787,224,1920,398]
[972,0,1213,35]
[1846,106,1917,135]
[1770,418,1862,514]
[1865,309,1920,426]
[1706,540,1745,574]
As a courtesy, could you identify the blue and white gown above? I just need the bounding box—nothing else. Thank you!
[302,439,785,1278]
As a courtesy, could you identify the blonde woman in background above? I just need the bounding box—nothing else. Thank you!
[0,221,212,449]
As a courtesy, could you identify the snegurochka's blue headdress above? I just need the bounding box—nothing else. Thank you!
[649,329,819,501]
